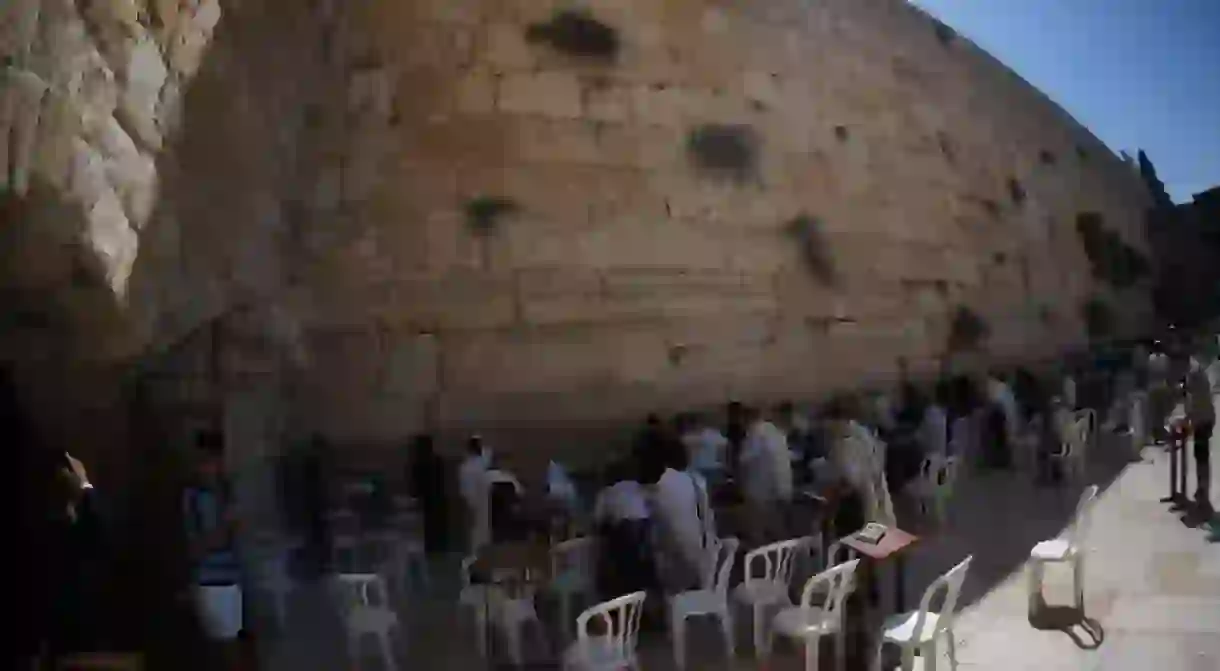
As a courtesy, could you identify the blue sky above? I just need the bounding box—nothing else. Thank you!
[912,0,1220,203]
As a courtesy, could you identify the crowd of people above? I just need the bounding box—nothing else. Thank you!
[442,333,1219,623]
[12,329,1218,669]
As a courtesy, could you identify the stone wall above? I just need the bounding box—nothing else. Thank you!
[3,0,1154,466]
[283,0,1153,449]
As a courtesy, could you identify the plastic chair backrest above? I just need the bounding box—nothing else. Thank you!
[918,455,937,482]
[1067,485,1100,549]
[460,555,477,588]
[1074,409,1095,445]
[709,537,740,596]
[743,538,805,588]
[1073,417,1091,459]
[575,591,647,667]
[799,558,860,620]
[550,536,595,579]
[938,456,960,492]
[912,555,973,638]
[823,540,858,570]
[333,573,390,612]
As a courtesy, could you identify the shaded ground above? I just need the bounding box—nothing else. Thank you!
[256,423,1219,670]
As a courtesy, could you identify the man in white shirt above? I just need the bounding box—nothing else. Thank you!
[679,412,729,479]
[823,396,896,528]
[739,406,794,543]
[458,436,492,551]
[594,475,650,525]
[650,445,716,593]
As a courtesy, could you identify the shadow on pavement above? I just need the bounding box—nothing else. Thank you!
[1029,605,1106,650]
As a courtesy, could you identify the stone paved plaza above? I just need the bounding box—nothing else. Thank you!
[263,426,1219,671]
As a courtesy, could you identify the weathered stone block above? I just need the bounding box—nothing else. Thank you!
[482,22,537,71]
[583,81,631,122]
[455,67,496,115]
[498,71,583,119]
[389,273,517,331]
[509,116,601,164]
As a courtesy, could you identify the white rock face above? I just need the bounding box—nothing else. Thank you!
[0,0,234,354]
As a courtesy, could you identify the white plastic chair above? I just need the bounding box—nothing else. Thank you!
[799,540,859,607]
[1028,485,1099,616]
[562,591,647,671]
[732,537,805,658]
[459,555,541,667]
[1050,417,1089,482]
[912,456,960,526]
[331,573,401,671]
[873,555,973,671]
[491,581,543,668]
[1074,408,1097,451]
[668,537,739,670]
[772,558,861,671]
[458,556,491,658]
[548,536,596,639]
[1129,392,1148,459]
[371,530,429,595]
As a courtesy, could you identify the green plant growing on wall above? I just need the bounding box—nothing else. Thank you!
[1082,296,1114,342]
[947,305,989,352]
[1075,213,1150,289]
[785,214,836,285]
[933,20,956,46]
[525,9,620,61]
[464,195,518,237]
[1008,177,1026,206]
[686,123,760,182]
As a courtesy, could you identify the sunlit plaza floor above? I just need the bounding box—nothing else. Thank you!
[259,429,1219,671]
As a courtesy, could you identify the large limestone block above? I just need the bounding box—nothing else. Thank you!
[82,189,138,297]
[379,331,439,397]
[117,34,167,149]
[515,266,605,325]
[509,116,601,164]
[29,93,82,191]
[601,268,777,322]
[1,67,48,195]
[441,325,668,394]
[497,71,583,118]
[579,219,729,270]
[389,273,517,331]
[481,22,537,72]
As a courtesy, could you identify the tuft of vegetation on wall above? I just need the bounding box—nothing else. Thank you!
[464,195,518,236]
[785,214,836,286]
[1008,177,1026,206]
[1075,213,1150,289]
[525,9,620,61]
[933,20,956,46]
[947,305,989,351]
[686,123,760,182]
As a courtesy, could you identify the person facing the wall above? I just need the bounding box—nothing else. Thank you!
[182,430,244,668]
[739,405,794,543]
[458,435,490,551]
[407,433,447,554]
[1187,357,1215,512]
